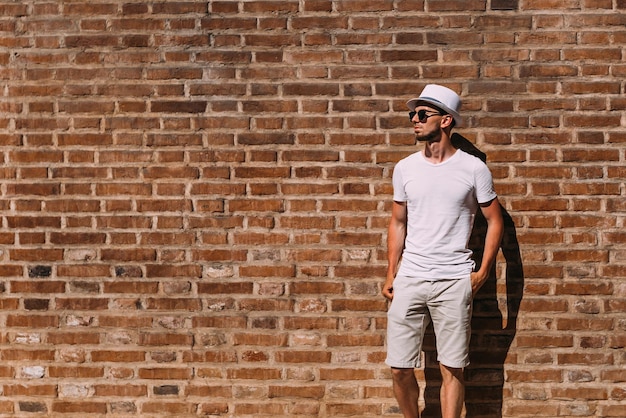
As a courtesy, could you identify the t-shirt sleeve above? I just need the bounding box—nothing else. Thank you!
[474,160,497,204]
[392,162,408,202]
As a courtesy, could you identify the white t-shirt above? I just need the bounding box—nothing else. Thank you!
[392,149,497,279]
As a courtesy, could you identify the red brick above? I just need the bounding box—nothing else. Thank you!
[519,298,568,312]
[48,366,104,378]
[558,353,613,365]
[331,299,388,312]
[183,350,237,363]
[320,367,376,380]
[601,404,626,417]
[10,281,65,294]
[505,369,563,383]
[144,298,202,311]
[139,333,193,347]
[47,332,100,345]
[56,298,109,310]
[274,351,332,363]
[94,384,147,397]
[268,385,325,399]
[227,367,282,380]
[52,402,107,414]
[91,351,146,362]
[239,265,295,278]
[516,334,574,348]
[1,349,55,361]
[327,334,384,347]
[283,316,338,330]
[4,385,56,396]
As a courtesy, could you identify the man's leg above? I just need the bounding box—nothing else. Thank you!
[439,364,464,418]
[386,277,429,418]
[428,278,472,417]
[391,368,420,418]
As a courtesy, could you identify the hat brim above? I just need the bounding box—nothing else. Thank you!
[406,98,463,127]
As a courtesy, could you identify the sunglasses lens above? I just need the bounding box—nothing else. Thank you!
[409,110,430,122]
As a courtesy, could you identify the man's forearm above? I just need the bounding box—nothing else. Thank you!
[472,200,504,293]
[477,206,504,278]
[387,225,406,276]
[478,224,503,276]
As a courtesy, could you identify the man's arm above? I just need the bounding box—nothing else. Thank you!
[382,201,407,300]
[470,198,504,295]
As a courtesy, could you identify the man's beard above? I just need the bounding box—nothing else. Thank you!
[415,130,441,143]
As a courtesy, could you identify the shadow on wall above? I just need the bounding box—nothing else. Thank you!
[422,134,525,418]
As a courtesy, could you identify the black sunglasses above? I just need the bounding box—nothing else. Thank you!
[409,109,444,123]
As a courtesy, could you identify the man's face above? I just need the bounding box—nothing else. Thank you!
[410,106,444,143]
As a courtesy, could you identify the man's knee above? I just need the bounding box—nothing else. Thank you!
[439,364,464,383]
[391,367,415,382]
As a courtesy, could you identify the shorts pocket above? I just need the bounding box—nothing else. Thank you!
[465,274,474,301]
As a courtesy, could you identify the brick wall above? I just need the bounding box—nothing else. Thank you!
[0,1,624,417]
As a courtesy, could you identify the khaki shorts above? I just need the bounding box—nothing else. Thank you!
[385,275,473,369]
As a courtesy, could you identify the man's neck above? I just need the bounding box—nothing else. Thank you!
[423,135,456,164]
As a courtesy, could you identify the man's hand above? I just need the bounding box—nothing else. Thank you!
[382,275,395,300]
[469,270,488,296]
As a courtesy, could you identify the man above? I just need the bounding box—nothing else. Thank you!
[383,84,504,418]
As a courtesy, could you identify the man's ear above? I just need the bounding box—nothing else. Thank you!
[440,114,454,129]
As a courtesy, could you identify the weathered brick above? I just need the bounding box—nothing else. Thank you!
[0,2,622,416]
[52,401,107,414]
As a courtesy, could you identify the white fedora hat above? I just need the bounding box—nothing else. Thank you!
[406,84,463,127]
